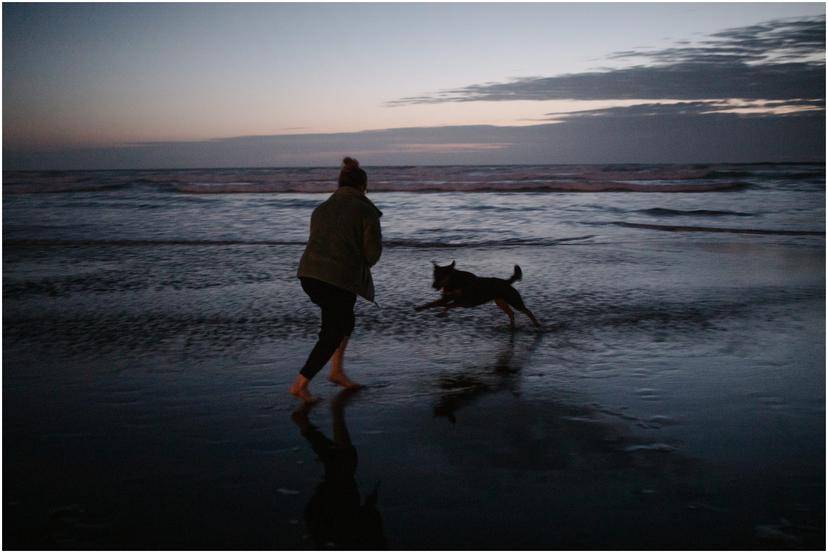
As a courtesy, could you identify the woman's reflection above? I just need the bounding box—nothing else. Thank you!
[291,388,386,549]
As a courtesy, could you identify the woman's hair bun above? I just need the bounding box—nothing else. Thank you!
[338,156,367,188]
[342,157,360,170]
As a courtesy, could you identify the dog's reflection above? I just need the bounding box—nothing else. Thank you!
[291,388,386,549]
[434,333,542,423]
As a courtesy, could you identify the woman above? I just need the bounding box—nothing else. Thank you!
[290,157,382,403]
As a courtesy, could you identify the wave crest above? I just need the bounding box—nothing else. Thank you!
[610,222,824,236]
[635,208,753,217]
[174,180,749,194]
[3,235,597,249]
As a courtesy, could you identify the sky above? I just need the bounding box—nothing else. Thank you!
[3,2,826,169]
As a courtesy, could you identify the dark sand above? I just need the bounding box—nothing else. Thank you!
[4,242,825,549]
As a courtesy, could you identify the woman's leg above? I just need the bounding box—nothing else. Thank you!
[328,304,362,388]
[291,279,357,401]
[290,373,318,403]
[328,335,362,389]
[329,335,349,377]
[300,301,350,380]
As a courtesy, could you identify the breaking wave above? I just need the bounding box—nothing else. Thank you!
[1,164,778,194]
[173,180,749,194]
[635,208,754,217]
[3,235,597,249]
[608,222,824,236]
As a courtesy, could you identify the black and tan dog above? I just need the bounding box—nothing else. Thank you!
[415,261,541,329]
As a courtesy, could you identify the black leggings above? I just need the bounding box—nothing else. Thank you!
[300,278,357,379]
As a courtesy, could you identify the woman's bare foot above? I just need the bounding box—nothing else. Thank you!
[289,385,319,403]
[289,375,320,403]
[328,373,364,390]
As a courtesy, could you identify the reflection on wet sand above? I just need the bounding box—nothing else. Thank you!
[424,335,722,546]
[433,333,542,423]
[430,334,704,473]
[291,389,386,549]
[426,346,813,548]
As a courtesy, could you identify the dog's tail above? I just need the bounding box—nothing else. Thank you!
[507,265,523,284]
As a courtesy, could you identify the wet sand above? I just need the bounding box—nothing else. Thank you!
[4,241,825,549]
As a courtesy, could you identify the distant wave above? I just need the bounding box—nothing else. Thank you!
[174,180,750,194]
[635,208,753,217]
[610,222,824,236]
[3,235,596,249]
[4,182,131,194]
[780,171,826,180]
[2,239,306,247]
[703,170,758,179]
[384,235,595,248]
[175,181,328,194]
[705,170,825,181]
[6,162,822,195]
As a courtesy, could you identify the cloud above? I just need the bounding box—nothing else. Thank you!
[610,16,825,65]
[5,106,823,169]
[546,99,826,120]
[388,16,825,106]
[396,142,511,153]
[6,16,825,170]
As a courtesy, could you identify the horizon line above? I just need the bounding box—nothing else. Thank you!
[3,159,825,173]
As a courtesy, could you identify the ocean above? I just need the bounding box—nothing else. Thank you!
[3,163,825,548]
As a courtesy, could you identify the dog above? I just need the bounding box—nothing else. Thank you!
[415,261,541,329]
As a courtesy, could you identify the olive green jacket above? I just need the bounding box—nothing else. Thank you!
[297,186,383,301]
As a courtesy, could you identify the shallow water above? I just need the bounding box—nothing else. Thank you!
[3,163,825,548]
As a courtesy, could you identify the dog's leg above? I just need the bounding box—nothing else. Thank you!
[519,307,542,329]
[438,301,462,318]
[494,298,516,330]
[504,288,542,329]
[415,297,452,311]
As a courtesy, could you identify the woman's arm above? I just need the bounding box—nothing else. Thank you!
[363,216,382,267]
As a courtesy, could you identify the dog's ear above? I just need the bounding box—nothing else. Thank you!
[449,260,456,269]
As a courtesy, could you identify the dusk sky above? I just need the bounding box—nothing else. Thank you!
[3,2,826,169]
